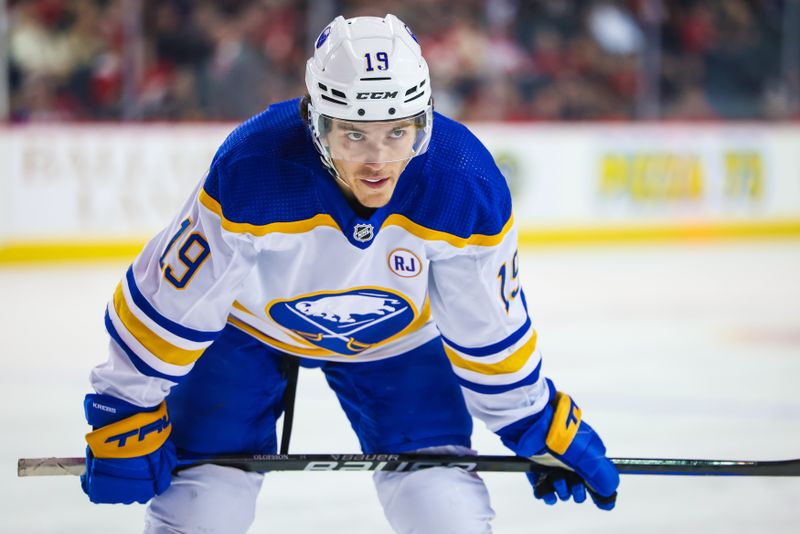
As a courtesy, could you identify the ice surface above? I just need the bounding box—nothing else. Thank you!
[2,241,799,533]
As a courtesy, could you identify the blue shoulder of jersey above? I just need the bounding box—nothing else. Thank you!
[201,98,326,227]
[399,112,512,239]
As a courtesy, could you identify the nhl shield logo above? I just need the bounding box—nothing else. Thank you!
[267,288,416,356]
[353,223,374,242]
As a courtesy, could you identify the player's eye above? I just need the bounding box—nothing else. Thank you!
[389,128,406,139]
[346,131,364,141]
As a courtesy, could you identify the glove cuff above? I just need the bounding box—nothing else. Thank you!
[84,393,155,427]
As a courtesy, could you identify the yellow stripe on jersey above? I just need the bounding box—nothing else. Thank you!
[382,213,514,248]
[228,315,334,357]
[199,189,340,236]
[444,329,538,375]
[231,300,252,315]
[233,300,342,356]
[113,283,205,366]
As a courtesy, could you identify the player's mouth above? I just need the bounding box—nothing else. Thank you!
[360,176,390,189]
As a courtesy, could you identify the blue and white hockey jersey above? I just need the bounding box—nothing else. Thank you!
[91,99,551,436]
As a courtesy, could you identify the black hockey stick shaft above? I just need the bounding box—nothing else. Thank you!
[17,453,800,477]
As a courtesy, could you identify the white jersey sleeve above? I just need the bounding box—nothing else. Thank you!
[429,216,551,434]
[91,179,257,407]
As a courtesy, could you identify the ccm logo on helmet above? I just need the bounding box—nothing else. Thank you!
[356,91,398,100]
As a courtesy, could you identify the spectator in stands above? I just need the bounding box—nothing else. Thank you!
[5,0,794,122]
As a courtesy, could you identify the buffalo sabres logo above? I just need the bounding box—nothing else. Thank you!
[267,288,416,356]
[353,223,374,243]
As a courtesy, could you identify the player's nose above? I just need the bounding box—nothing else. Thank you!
[361,139,395,166]
[361,160,386,172]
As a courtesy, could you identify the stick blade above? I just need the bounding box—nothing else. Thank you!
[612,457,800,476]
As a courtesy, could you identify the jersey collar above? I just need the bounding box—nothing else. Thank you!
[313,155,425,249]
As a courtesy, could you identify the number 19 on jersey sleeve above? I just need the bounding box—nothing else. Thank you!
[159,218,211,290]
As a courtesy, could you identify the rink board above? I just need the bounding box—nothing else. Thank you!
[1,122,799,262]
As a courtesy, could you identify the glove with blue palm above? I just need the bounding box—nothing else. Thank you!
[498,382,619,510]
[81,393,177,504]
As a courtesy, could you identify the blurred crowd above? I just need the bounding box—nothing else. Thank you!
[6,0,799,122]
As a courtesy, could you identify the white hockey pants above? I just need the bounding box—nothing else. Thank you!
[144,445,495,533]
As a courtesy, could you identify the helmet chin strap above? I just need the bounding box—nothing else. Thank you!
[331,164,351,190]
[317,154,351,191]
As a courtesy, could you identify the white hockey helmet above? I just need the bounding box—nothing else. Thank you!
[305,14,433,165]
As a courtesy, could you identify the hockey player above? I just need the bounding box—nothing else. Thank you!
[80,14,619,533]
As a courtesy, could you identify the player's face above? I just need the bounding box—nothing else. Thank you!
[327,119,418,208]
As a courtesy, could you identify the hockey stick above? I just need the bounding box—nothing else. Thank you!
[17,453,800,478]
